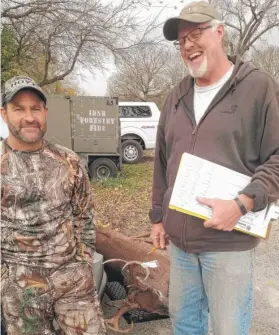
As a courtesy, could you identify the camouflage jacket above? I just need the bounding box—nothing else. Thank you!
[1,140,96,268]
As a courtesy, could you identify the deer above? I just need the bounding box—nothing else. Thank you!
[96,228,170,333]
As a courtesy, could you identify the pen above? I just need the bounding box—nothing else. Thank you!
[147,246,159,255]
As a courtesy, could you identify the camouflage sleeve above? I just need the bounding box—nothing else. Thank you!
[71,161,96,264]
[1,254,9,294]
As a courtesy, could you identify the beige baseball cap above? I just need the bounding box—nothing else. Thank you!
[163,1,221,41]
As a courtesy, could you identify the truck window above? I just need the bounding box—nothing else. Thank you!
[119,106,152,118]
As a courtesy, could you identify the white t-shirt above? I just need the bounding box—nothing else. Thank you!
[194,65,234,124]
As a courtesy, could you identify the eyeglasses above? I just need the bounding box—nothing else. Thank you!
[173,25,212,50]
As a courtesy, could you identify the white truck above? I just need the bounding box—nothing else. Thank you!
[119,101,160,163]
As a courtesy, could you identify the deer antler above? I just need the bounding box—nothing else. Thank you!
[103,258,126,265]
[103,259,150,281]
[105,302,140,333]
[122,261,150,281]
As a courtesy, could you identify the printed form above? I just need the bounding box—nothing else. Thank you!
[169,153,278,238]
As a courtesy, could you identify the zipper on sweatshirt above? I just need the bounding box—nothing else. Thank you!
[180,98,198,153]
[178,82,234,251]
[180,97,196,127]
[179,98,197,251]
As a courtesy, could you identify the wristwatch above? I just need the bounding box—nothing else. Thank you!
[234,197,248,215]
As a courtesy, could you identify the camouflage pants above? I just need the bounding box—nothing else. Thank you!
[1,261,107,335]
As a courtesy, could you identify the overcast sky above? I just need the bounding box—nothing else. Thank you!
[77,0,185,96]
[1,1,185,138]
[1,0,278,137]
[77,0,279,96]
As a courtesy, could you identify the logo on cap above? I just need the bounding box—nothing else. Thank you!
[2,76,47,107]
[9,77,36,89]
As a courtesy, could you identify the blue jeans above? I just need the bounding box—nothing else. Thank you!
[168,242,254,335]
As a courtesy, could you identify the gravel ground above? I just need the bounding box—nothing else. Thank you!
[252,221,279,334]
[102,221,279,335]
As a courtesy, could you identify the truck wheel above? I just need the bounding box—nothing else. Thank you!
[122,140,143,164]
[89,158,117,179]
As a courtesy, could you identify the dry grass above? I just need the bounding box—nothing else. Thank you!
[91,151,155,236]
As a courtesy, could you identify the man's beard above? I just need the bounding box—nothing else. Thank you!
[7,120,46,144]
[187,55,208,79]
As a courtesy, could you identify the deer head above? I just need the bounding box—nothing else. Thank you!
[103,259,169,333]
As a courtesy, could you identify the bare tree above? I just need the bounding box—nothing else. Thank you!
[107,45,169,101]
[1,0,161,87]
[211,0,279,56]
[164,51,189,89]
[107,44,188,106]
[2,0,68,19]
[252,45,279,80]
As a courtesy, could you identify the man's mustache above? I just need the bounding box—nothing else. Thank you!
[20,121,41,128]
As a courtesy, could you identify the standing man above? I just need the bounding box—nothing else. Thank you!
[149,2,279,335]
[1,76,106,335]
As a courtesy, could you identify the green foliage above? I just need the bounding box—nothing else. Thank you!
[1,26,20,86]
[92,162,150,192]
[1,26,80,93]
